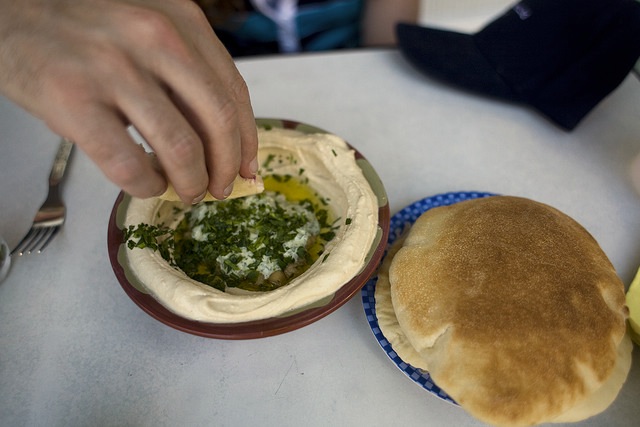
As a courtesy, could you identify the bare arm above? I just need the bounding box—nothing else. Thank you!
[361,0,420,46]
[0,0,258,204]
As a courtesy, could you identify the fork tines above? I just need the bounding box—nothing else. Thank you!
[11,138,73,256]
[11,226,61,256]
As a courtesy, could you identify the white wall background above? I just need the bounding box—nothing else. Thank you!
[418,0,516,32]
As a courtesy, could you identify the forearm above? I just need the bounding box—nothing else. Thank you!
[361,0,420,46]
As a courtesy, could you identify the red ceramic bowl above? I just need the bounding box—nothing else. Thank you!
[107,119,390,339]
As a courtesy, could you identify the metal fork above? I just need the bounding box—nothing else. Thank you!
[12,138,74,256]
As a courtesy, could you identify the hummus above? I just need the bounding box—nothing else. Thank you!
[122,127,379,323]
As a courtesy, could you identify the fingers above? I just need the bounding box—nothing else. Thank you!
[196,25,260,182]
[156,2,259,186]
[112,0,258,200]
[0,0,259,203]
[230,75,260,180]
[118,88,211,204]
[161,70,244,200]
[69,104,168,199]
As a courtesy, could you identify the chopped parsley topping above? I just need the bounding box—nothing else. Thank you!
[263,153,276,170]
[124,177,337,293]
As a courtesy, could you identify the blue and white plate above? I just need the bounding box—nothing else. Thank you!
[361,191,496,404]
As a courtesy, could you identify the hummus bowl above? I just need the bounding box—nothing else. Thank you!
[108,119,390,339]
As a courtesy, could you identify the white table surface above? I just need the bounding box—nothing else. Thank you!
[1,49,639,427]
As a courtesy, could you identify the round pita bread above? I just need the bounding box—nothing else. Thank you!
[386,196,630,426]
[375,231,430,371]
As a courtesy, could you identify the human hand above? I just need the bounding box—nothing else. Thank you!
[0,0,258,204]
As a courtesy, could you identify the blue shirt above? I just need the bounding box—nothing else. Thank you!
[215,0,364,57]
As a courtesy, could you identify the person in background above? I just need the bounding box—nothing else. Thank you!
[195,0,420,56]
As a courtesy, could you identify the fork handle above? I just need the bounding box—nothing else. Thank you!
[50,138,74,187]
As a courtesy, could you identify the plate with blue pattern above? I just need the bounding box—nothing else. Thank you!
[361,191,496,404]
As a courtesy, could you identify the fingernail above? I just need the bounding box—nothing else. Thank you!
[223,183,234,198]
[192,190,207,205]
[249,157,259,176]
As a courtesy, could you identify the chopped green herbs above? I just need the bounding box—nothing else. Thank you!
[263,153,276,170]
[125,188,338,293]
[262,152,299,174]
